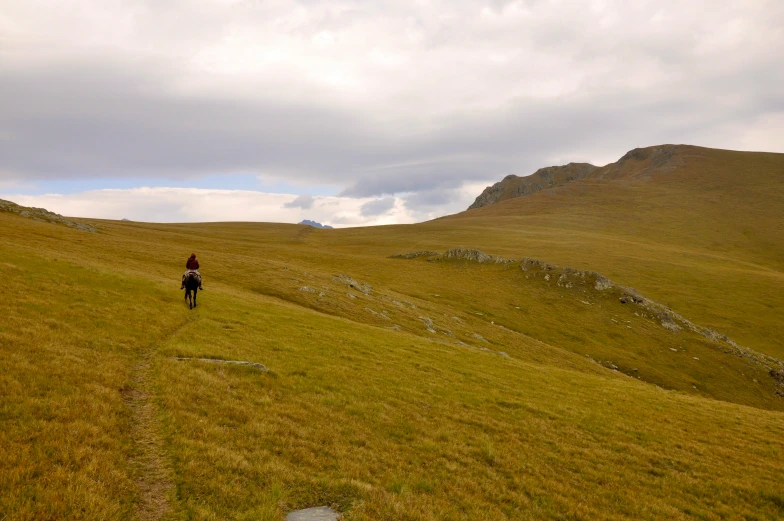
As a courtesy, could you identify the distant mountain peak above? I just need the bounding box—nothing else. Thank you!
[299,219,333,229]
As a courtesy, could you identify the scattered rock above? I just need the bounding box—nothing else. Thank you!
[299,286,316,293]
[661,316,682,333]
[286,506,339,521]
[520,258,558,272]
[334,274,373,295]
[594,275,614,291]
[472,333,488,343]
[769,369,784,397]
[389,250,440,259]
[365,308,390,320]
[175,358,269,371]
[442,248,492,263]
[419,316,436,333]
[393,246,784,393]
[557,274,574,288]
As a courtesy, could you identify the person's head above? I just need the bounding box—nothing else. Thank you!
[189,253,196,259]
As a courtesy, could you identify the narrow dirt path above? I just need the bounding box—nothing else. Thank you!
[125,350,175,521]
[124,317,194,520]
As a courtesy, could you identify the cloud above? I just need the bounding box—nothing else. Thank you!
[403,189,460,210]
[360,197,396,217]
[283,194,315,209]
[1,188,413,227]
[1,0,783,219]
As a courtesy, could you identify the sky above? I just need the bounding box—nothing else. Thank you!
[1,0,783,227]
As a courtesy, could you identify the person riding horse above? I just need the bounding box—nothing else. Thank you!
[181,253,204,290]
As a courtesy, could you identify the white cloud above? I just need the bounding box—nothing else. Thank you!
[0,184,480,226]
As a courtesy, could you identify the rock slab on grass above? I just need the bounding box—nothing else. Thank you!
[286,506,339,521]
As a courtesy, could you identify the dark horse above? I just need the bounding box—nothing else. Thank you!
[184,272,200,309]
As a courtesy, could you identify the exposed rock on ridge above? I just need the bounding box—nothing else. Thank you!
[392,247,784,395]
[468,144,698,210]
[590,144,690,181]
[0,198,96,232]
[469,163,597,209]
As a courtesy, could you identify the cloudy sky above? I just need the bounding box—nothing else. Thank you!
[2,0,783,226]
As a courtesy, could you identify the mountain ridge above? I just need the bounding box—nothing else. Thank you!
[468,144,714,209]
[468,162,598,209]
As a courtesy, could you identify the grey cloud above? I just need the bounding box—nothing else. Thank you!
[360,197,396,216]
[403,189,456,210]
[283,194,315,209]
[2,56,781,200]
[1,0,783,205]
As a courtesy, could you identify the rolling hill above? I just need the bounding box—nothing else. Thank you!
[1,144,783,520]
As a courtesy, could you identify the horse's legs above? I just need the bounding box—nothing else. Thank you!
[193,287,198,308]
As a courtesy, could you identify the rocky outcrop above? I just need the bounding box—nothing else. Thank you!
[389,250,440,259]
[174,358,269,371]
[469,162,597,209]
[392,246,784,394]
[0,198,96,232]
[441,248,515,264]
[591,144,689,181]
[333,274,373,295]
[467,144,700,210]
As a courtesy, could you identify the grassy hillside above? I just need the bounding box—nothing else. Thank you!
[450,145,784,357]
[2,149,784,521]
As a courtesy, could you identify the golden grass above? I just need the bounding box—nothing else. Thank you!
[2,145,783,519]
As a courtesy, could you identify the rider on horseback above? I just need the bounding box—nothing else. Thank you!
[181,253,204,290]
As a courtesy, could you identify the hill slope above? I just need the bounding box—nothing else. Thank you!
[2,183,784,520]
[454,145,784,358]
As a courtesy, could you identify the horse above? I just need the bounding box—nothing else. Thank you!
[184,271,200,309]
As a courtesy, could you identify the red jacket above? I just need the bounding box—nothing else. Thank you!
[186,257,199,270]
